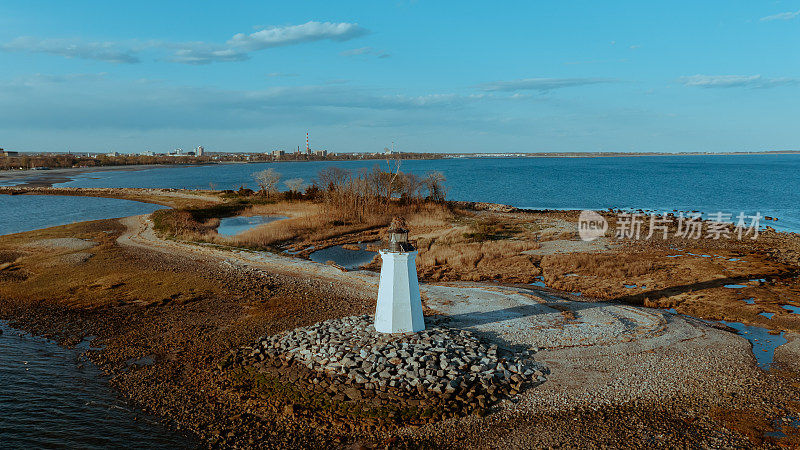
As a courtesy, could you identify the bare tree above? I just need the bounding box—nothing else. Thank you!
[316,167,350,192]
[253,168,281,197]
[284,177,305,193]
[425,171,447,202]
[400,173,424,202]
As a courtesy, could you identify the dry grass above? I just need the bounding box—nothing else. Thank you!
[541,253,659,280]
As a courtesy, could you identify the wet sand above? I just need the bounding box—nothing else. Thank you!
[0,165,178,188]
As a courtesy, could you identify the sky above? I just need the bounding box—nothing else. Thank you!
[0,1,799,154]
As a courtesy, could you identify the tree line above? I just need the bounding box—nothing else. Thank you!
[252,164,448,221]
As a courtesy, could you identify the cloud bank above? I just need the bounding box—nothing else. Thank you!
[0,21,369,65]
[477,77,617,92]
[340,46,390,58]
[679,74,798,89]
[1,37,140,63]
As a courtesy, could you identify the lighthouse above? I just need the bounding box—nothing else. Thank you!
[374,218,425,333]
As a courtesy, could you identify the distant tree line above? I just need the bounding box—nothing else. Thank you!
[0,154,212,171]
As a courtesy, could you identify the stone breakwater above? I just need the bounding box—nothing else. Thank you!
[234,315,547,421]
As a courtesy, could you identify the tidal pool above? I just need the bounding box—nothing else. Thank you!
[782,305,800,314]
[309,242,378,270]
[719,321,787,370]
[530,276,547,288]
[216,215,285,236]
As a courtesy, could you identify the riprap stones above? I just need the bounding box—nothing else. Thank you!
[235,315,547,418]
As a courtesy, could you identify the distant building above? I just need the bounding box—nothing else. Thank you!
[196,146,204,157]
[315,149,328,157]
[0,148,19,157]
[106,151,120,157]
[140,150,154,156]
[272,150,285,158]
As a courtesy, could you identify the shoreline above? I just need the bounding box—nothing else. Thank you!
[2,188,800,447]
[2,151,799,190]
[0,164,185,188]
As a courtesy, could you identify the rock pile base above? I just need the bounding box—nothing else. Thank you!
[234,315,547,421]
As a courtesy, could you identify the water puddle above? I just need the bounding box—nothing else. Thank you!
[530,276,547,288]
[759,312,775,319]
[719,321,787,370]
[765,416,800,438]
[126,355,156,367]
[308,242,378,270]
[741,298,756,305]
[283,245,315,255]
[624,284,638,289]
[724,284,747,289]
[781,304,800,314]
[216,215,286,236]
[665,254,682,258]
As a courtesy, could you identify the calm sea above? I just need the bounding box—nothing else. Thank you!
[55,154,800,232]
[0,195,164,236]
[0,322,195,448]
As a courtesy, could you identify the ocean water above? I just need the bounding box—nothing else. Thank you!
[0,195,164,236]
[0,322,194,448]
[55,155,800,232]
[216,215,285,236]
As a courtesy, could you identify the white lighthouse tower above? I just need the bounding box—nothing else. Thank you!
[374,218,425,333]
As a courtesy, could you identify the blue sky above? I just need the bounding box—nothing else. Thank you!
[1,1,799,154]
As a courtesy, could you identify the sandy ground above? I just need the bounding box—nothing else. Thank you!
[2,205,799,447]
[114,213,800,447]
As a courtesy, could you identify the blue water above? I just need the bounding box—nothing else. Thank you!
[216,215,285,236]
[719,320,787,370]
[0,195,164,236]
[52,155,800,232]
[309,242,377,270]
[0,322,194,448]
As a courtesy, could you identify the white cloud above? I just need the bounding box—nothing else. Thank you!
[679,74,798,89]
[1,37,140,63]
[167,45,249,65]
[477,77,617,92]
[1,21,369,65]
[228,21,368,51]
[340,46,390,58]
[760,10,800,21]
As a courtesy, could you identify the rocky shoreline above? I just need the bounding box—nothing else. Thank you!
[231,315,547,425]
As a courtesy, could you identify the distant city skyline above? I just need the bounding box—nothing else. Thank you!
[1,1,799,154]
